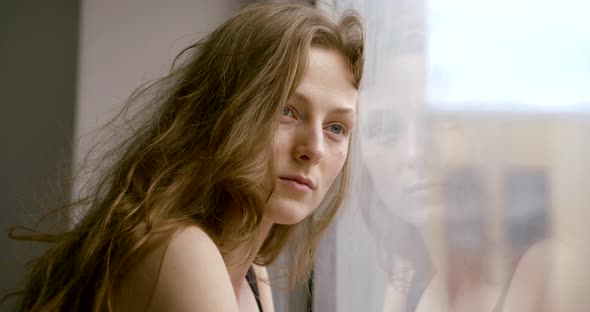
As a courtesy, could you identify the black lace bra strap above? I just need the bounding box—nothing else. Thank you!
[246,266,263,312]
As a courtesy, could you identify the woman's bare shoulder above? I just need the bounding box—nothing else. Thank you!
[116,226,239,312]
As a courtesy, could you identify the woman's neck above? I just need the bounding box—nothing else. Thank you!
[224,218,274,299]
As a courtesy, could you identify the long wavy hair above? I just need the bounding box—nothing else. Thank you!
[5,2,364,311]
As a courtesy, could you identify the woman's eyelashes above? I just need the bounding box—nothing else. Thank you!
[281,105,351,137]
[326,123,349,136]
[281,106,296,118]
[328,124,344,135]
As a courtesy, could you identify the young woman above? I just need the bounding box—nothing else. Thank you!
[7,2,364,311]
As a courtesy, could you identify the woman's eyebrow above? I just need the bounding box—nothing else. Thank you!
[293,91,357,116]
[292,91,311,105]
[332,107,357,118]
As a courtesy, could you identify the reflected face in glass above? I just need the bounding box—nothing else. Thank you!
[362,100,438,225]
[265,48,358,225]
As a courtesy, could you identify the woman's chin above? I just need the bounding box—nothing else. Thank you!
[385,195,436,227]
[396,205,431,226]
[264,207,309,226]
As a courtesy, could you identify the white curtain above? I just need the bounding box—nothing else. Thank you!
[314,0,590,311]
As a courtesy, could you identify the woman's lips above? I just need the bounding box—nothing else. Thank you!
[279,177,313,192]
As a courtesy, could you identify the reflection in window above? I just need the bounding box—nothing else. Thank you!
[443,167,488,251]
[504,168,549,249]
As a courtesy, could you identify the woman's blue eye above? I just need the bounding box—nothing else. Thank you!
[282,106,294,117]
[329,124,344,135]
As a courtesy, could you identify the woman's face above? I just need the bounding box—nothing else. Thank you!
[362,103,438,225]
[265,48,358,225]
[361,55,440,226]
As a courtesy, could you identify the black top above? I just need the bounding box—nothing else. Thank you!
[246,266,263,312]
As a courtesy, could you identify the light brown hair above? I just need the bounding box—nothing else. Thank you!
[7,2,364,311]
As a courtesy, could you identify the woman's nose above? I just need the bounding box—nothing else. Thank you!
[405,120,427,170]
[293,123,325,164]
